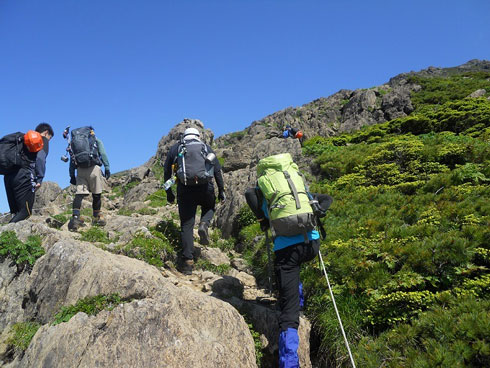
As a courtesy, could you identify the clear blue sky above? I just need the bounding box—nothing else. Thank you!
[1,0,489,212]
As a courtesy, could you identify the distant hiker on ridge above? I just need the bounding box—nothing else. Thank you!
[245,153,332,368]
[282,125,303,141]
[0,123,54,223]
[67,126,110,231]
[163,127,225,275]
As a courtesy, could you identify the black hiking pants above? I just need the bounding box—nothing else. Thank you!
[3,167,36,223]
[177,184,216,260]
[274,239,320,331]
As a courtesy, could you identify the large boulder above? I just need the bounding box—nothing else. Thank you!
[5,239,257,368]
[32,181,63,216]
[151,118,214,168]
[20,294,256,368]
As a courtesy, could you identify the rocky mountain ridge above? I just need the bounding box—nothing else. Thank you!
[1,59,489,367]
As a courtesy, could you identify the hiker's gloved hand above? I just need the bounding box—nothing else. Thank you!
[166,190,175,204]
[70,176,77,185]
[104,169,111,179]
[259,218,269,232]
[218,191,226,202]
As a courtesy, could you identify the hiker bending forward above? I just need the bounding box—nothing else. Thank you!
[164,127,225,275]
[245,153,332,368]
[68,126,110,231]
[2,123,53,223]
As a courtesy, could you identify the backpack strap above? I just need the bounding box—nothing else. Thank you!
[283,171,301,209]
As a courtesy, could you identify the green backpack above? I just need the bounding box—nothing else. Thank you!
[257,153,317,240]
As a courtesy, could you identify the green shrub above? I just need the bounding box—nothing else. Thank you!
[0,231,44,270]
[195,259,231,275]
[119,233,174,267]
[407,72,490,108]
[52,294,127,325]
[154,219,181,248]
[79,227,112,244]
[236,206,257,233]
[355,296,490,368]
[6,322,41,352]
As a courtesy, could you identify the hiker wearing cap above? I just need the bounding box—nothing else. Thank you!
[245,153,332,368]
[67,126,110,231]
[1,123,54,223]
[163,127,225,275]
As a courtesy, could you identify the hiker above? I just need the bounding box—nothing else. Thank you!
[163,127,225,275]
[1,124,53,223]
[282,125,303,140]
[67,126,110,231]
[245,153,332,368]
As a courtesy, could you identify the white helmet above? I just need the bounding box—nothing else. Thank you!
[183,127,200,138]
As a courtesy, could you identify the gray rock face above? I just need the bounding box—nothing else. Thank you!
[467,88,487,98]
[32,181,63,215]
[151,118,215,167]
[4,239,256,368]
[21,293,255,368]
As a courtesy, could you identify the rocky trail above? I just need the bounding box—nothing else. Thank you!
[0,131,313,367]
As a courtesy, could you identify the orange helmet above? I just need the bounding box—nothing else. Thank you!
[295,130,303,139]
[24,130,44,153]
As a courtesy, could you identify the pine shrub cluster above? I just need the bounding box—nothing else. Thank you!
[301,74,490,367]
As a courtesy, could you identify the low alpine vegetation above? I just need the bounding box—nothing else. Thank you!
[118,231,175,267]
[52,293,128,325]
[0,231,44,271]
[6,322,41,353]
[79,227,113,244]
[299,74,490,367]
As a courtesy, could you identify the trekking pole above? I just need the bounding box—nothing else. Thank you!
[318,250,357,368]
[265,230,273,297]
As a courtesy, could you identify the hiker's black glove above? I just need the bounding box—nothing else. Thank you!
[104,169,111,179]
[218,191,226,202]
[70,176,77,185]
[166,190,175,204]
[259,218,269,232]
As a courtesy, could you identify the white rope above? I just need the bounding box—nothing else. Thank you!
[318,250,357,368]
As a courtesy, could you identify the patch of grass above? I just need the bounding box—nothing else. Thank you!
[119,232,175,267]
[52,294,127,325]
[151,160,164,180]
[137,207,158,216]
[117,207,134,216]
[0,231,45,270]
[195,259,231,275]
[6,322,41,352]
[52,213,69,224]
[110,181,140,199]
[79,227,112,244]
[80,207,93,217]
[146,189,168,207]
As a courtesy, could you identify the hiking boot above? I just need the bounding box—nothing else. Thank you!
[92,215,106,227]
[68,216,85,232]
[198,222,210,245]
[179,259,194,276]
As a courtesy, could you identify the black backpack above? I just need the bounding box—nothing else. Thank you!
[70,127,101,168]
[175,139,214,186]
[0,132,37,175]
